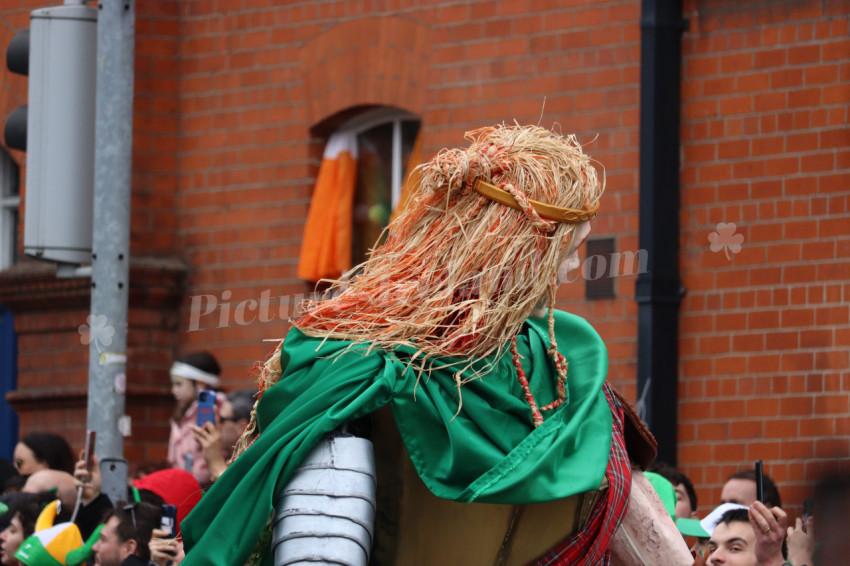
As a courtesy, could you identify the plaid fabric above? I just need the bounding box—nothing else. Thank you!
[533,385,632,566]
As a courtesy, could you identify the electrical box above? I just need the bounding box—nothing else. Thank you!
[23,4,97,266]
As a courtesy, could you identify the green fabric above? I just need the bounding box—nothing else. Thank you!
[65,524,102,566]
[15,539,63,566]
[181,310,612,566]
[676,517,709,538]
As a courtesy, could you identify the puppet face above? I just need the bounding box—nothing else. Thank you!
[530,222,591,318]
[557,222,592,284]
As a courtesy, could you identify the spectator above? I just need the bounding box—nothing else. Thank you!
[0,460,18,496]
[73,454,185,541]
[167,352,222,485]
[21,470,76,522]
[13,434,75,476]
[0,493,53,566]
[12,499,99,566]
[706,503,786,566]
[785,516,814,566]
[21,470,76,497]
[132,462,170,480]
[92,501,160,566]
[648,462,699,520]
[191,388,257,482]
[1,477,24,497]
[721,469,782,508]
[149,534,184,566]
[132,469,201,539]
[219,388,256,454]
[72,455,114,540]
[677,502,747,562]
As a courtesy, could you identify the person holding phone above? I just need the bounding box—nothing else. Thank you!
[190,388,257,483]
[166,352,222,485]
[91,501,161,566]
[706,506,787,566]
[72,453,113,540]
[720,468,782,509]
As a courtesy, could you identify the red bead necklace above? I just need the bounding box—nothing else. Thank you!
[510,336,568,428]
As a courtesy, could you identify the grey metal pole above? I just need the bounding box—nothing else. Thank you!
[87,0,135,495]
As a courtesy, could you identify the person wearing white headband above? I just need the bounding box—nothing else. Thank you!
[167,352,221,485]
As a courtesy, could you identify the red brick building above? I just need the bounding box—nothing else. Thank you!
[0,0,847,520]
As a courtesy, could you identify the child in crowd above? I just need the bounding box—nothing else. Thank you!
[167,352,222,485]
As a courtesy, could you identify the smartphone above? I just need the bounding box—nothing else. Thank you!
[196,390,216,427]
[100,457,129,506]
[160,504,178,538]
[801,497,814,532]
[755,460,764,503]
[83,430,97,477]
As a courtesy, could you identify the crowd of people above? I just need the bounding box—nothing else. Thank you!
[645,462,823,566]
[0,352,257,566]
[0,350,843,565]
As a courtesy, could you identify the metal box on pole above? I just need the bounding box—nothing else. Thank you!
[23,4,97,266]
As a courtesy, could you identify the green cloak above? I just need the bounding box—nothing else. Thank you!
[181,310,612,565]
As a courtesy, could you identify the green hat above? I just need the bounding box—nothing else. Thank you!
[676,517,710,538]
[644,471,676,520]
[14,500,101,566]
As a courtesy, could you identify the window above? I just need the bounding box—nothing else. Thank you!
[340,108,420,265]
[0,150,20,270]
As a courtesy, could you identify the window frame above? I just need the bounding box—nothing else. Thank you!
[338,107,419,210]
[0,151,20,270]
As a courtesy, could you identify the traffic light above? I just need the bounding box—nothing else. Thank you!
[4,4,97,267]
[5,29,29,151]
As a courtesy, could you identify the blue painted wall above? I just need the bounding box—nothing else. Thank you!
[0,303,18,460]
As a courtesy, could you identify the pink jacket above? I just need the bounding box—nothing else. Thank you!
[167,400,211,485]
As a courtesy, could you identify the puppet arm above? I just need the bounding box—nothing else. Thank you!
[609,468,695,566]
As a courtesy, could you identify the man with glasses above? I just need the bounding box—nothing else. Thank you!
[92,502,159,566]
[191,388,257,482]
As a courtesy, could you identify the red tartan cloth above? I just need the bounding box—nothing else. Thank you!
[533,385,632,566]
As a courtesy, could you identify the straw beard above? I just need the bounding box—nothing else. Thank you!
[263,124,604,392]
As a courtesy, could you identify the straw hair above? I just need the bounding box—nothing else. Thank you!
[230,125,604,457]
[253,124,603,395]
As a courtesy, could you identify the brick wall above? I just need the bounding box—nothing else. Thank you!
[131,0,182,254]
[680,0,850,514]
[175,0,645,398]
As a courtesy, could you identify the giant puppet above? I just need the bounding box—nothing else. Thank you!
[180,125,698,565]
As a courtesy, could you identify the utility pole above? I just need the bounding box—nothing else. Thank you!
[87,0,135,500]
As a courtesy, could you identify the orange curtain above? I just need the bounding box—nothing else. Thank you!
[390,128,423,222]
[297,132,358,282]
